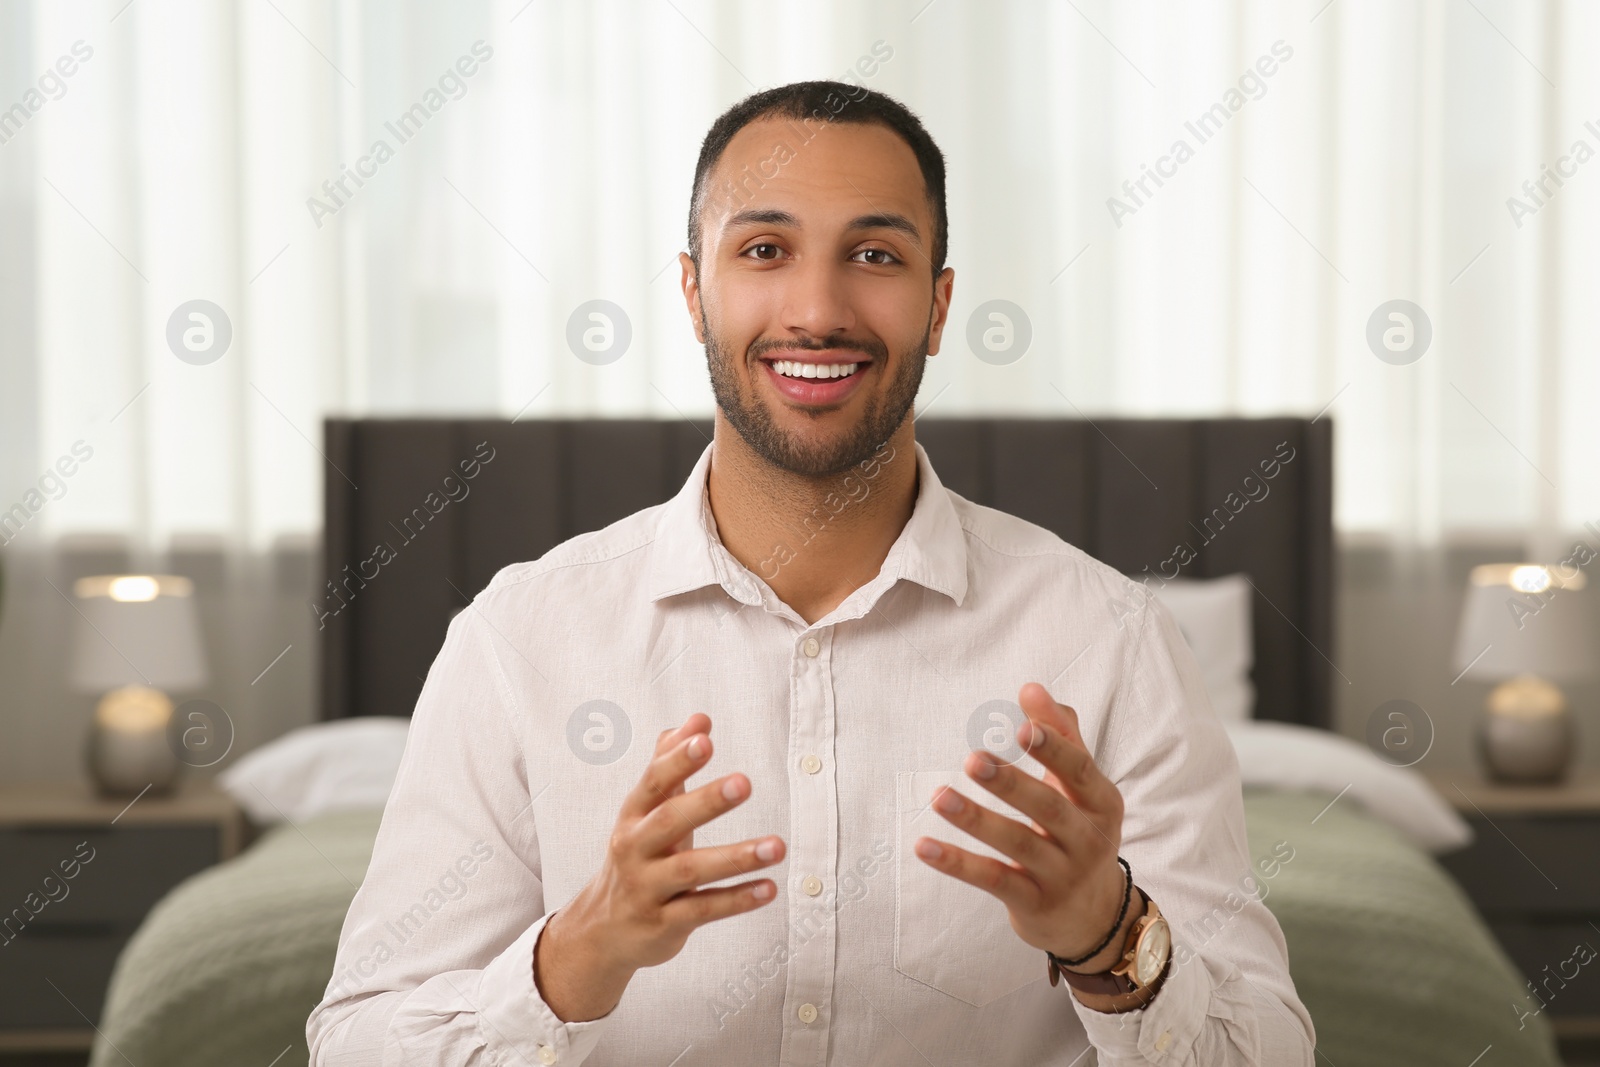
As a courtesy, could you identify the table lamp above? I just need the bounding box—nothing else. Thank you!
[70,574,208,796]
[1452,563,1597,783]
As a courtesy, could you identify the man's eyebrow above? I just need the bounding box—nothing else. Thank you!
[845,212,922,243]
[722,208,923,245]
[724,208,799,231]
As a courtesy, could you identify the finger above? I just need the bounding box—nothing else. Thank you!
[963,751,1112,857]
[655,715,712,755]
[653,722,702,816]
[912,834,1038,911]
[632,770,752,856]
[1016,684,1084,798]
[646,717,715,856]
[927,785,1069,887]
[1017,715,1119,817]
[649,835,787,901]
[659,877,777,929]
[652,729,687,806]
[1019,682,1085,750]
[653,715,712,790]
[653,733,692,853]
[619,727,714,825]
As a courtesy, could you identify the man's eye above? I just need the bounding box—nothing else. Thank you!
[744,243,783,261]
[854,248,898,265]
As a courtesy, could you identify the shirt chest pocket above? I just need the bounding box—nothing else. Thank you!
[893,770,1042,1007]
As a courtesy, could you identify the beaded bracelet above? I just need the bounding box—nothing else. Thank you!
[1047,856,1133,970]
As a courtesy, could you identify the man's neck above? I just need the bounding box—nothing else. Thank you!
[706,417,919,626]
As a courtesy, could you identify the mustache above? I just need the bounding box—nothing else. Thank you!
[748,336,887,361]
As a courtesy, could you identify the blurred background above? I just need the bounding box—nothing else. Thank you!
[2,0,1599,1063]
[3,0,1599,774]
[5,0,1600,779]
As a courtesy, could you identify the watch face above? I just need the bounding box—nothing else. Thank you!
[1133,918,1171,986]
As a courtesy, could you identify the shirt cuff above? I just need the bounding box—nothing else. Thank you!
[475,909,615,1066]
[1071,953,1208,1064]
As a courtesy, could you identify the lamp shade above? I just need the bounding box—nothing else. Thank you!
[70,574,208,692]
[1452,564,1598,683]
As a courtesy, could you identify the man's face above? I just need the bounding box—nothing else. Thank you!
[682,117,954,477]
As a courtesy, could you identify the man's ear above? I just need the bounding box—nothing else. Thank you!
[680,251,706,344]
[925,266,955,356]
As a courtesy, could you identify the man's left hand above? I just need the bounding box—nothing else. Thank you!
[913,681,1133,974]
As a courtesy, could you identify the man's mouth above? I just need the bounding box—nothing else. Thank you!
[757,352,873,406]
[766,358,863,380]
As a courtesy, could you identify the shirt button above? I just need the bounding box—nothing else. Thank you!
[1155,1031,1172,1053]
[801,754,822,774]
[802,875,823,896]
[538,1045,558,1065]
[802,636,820,657]
[798,1002,818,1024]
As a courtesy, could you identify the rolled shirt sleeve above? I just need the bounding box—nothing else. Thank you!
[307,596,614,1066]
[1071,587,1316,1066]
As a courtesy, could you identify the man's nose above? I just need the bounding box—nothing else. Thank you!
[779,255,856,339]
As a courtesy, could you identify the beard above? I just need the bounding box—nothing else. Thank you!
[703,309,929,478]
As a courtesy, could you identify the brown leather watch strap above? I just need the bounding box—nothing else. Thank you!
[1056,960,1138,996]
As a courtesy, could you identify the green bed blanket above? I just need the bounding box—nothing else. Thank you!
[1240,790,1560,1066]
[90,807,382,1067]
[89,791,1560,1066]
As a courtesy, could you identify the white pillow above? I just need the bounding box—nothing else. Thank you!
[1225,720,1472,854]
[218,717,410,825]
[1150,574,1254,721]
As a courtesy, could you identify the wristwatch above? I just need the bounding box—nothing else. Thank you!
[1049,887,1171,997]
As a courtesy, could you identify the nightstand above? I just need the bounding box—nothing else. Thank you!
[0,780,243,1061]
[1430,771,1600,1055]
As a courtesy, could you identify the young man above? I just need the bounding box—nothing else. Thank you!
[308,81,1314,1065]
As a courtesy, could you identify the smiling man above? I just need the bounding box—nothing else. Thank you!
[308,81,1314,1066]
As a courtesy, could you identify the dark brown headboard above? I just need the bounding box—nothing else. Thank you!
[319,417,1334,728]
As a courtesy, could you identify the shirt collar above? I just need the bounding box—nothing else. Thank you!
[647,438,968,609]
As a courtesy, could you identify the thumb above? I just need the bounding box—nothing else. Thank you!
[1018,682,1083,751]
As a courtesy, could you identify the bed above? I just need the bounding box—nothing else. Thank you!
[87,417,1561,1066]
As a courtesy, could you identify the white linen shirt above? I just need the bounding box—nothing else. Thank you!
[307,438,1315,1066]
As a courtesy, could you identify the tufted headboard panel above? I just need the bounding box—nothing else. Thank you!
[318,417,1334,728]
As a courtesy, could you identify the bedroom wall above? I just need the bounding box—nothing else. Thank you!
[1,535,1596,785]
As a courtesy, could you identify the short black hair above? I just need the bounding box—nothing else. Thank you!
[687,80,947,279]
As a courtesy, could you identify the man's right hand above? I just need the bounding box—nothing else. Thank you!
[533,713,786,1022]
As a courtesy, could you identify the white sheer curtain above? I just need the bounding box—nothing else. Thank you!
[5,0,1597,553]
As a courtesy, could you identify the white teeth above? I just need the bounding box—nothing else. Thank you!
[772,360,860,380]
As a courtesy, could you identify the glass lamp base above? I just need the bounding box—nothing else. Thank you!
[85,685,182,797]
[1478,675,1575,785]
